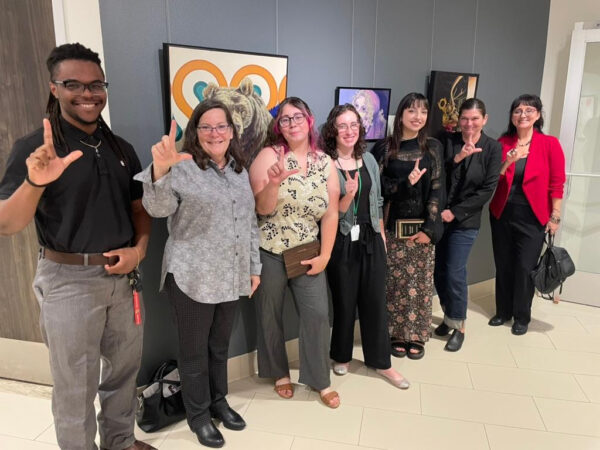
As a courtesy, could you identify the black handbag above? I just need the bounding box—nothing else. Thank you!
[530,233,576,300]
[136,360,186,432]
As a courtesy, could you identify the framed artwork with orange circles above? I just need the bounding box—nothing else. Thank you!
[163,43,288,162]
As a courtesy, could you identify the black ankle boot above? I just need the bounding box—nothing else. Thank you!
[211,406,246,430]
[195,422,224,448]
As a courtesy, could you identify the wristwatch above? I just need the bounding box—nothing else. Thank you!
[549,215,561,224]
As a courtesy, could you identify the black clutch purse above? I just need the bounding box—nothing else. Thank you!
[282,240,320,279]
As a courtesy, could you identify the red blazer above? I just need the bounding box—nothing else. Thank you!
[489,131,566,226]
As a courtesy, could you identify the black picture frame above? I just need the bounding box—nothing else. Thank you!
[427,70,479,137]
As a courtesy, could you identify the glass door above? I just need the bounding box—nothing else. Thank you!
[557,22,600,307]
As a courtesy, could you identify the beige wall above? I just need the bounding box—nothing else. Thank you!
[540,0,600,136]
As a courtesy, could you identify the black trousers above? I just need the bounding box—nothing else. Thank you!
[165,273,239,430]
[326,225,391,369]
[490,203,545,325]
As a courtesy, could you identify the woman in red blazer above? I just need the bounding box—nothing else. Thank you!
[489,94,566,335]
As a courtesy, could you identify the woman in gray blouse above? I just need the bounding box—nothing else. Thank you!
[135,99,261,448]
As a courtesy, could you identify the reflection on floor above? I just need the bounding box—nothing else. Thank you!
[1,293,600,450]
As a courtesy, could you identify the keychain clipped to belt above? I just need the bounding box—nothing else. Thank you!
[127,269,143,325]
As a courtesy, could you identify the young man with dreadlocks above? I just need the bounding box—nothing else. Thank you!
[0,43,153,450]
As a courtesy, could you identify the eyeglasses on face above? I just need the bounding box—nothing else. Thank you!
[335,122,360,132]
[278,113,306,128]
[512,108,538,116]
[196,124,231,134]
[52,79,108,94]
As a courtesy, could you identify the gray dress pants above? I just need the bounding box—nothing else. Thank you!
[254,249,331,391]
[33,257,143,450]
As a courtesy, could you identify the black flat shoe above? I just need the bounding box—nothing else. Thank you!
[444,329,464,352]
[195,422,224,448]
[434,322,451,336]
[488,315,508,326]
[511,322,528,336]
[211,406,246,430]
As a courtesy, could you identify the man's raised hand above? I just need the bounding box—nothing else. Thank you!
[25,119,82,187]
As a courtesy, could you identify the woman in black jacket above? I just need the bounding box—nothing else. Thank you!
[434,98,502,351]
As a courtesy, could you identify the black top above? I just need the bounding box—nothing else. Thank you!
[508,157,529,205]
[0,117,143,253]
[439,131,502,229]
[372,137,444,243]
[346,164,372,225]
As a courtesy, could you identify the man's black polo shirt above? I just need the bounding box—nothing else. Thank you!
[0,118,143,253]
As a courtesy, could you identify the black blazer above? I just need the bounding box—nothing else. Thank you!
[440,131,502,229]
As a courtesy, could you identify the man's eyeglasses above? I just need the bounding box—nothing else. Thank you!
[197,124,231,135]
[512,108,538,116]
[279,113,306,128]
[335,122,360,132]
[52,79,109,94]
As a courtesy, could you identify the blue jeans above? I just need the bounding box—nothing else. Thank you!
[434,226,479,329]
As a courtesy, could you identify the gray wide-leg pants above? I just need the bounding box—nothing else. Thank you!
[33,258,143,450]
[254,249,331,391]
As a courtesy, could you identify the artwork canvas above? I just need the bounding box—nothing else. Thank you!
[427,70,479,136]
[164,43,288,161]
[335,87,391,141]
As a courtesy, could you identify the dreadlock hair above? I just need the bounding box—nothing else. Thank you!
[45,43,127,166]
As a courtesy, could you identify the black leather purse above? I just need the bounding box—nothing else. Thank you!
[531,233,576,300]
[136,360,186,432]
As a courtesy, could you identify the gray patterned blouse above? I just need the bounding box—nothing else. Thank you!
[135,159,262,304]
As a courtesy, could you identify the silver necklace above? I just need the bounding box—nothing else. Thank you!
[517,139,531,147]
[79,138,102,150]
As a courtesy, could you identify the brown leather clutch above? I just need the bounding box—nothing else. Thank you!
[282,240,320,279]
[395,219,424,239]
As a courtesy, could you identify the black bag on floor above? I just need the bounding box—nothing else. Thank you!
[136,360,186,432]
[530,233,576,300]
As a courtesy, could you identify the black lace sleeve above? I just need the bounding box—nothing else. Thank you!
[421,138,444,243]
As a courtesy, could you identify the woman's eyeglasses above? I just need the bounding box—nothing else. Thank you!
[278,113,306,128]
[197,124,231,134]
[335,122,360,132]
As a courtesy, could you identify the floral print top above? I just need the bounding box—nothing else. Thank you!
[258,150,330,254]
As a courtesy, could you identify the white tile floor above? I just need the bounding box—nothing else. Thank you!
[2,293,600,449]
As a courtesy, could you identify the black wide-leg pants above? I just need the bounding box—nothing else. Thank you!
[165,273,239,431]
[490,203,546,326]
[327,225,391,369]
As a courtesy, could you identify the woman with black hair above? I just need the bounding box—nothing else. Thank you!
[322,104,409,389]
[135,99,261,448]
[489,94,566,335]
[372,92,444,361]
[434,98,502,351]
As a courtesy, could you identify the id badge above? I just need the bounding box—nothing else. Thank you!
[350,224,360,241]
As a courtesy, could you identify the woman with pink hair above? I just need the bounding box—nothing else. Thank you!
[249,97,341,408]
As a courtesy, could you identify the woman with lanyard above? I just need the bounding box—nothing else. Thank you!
[322,104,409,389]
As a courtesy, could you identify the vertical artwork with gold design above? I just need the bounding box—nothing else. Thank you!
[164,44,288,163]
[427,71,479,137]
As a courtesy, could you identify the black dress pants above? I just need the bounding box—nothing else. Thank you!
[165,273,239,431]
[490,203,545,325]
[327,225,391,369]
